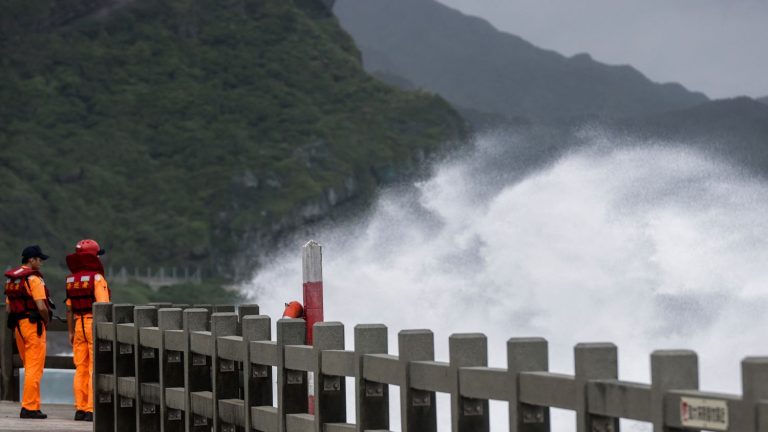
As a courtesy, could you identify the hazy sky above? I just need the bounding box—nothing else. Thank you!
[436,0,768,99]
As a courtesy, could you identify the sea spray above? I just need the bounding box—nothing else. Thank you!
[244,130,768,430]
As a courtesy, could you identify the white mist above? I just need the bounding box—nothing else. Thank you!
[243,131,768,430]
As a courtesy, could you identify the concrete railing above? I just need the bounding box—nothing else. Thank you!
[84,302,768,432]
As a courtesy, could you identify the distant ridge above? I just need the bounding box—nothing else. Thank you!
[620,97,768,175]
[758,96,768,106]
[335,0,708,121]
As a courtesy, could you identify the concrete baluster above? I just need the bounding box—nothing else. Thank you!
[135,306,159,432]
[399,329,437,432]
[114,304,136,432]
[450,333,489,432]
[243,315,272,432]
[277,318,307,432]
[650,350,698,432]
[743,357,768,432]
[354,324,389,432]
[183,308,210,432]
[313,322,346,431]
[93,302,114,431]
[158,308,183,432]
[211,313,238,432]
[0,308,19,401]
[236,304,260,334]
[508,338,550,432]
[575,343,619,432]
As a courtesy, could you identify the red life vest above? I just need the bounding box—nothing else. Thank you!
[65,252,109,315]
[4,266,52,319]
[65,271,101,314]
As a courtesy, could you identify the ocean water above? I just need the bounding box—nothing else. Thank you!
[23,368,74,404]
[244,129,768,430]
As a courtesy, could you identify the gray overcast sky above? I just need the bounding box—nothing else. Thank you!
[436,0,768,99]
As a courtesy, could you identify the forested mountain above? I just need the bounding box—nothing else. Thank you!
[334,0,708,122]
[758,96,768,106]
[0,0,465,275]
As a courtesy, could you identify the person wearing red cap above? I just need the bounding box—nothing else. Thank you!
[65,239,111,422]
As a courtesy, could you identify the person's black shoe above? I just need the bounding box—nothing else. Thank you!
[19,408,47,419]
[74,410,86,421]
[83,412,93,422]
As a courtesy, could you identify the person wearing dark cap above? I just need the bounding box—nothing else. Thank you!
[65,239,110,422]
[4,245,54,419]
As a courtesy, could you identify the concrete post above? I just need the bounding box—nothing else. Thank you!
[354,324,389,432]
[302,242,323,413]
[135,306,159,432]
[194,305,214,314]
[158,308,184,432]
[575,343,619,432]
[183,308,210,432]
[302,240,324,345]
[237,304,260,334]
[277,319,308,432]
[650,350,698,432]
[238,304,260,320]
[211,313,238,432]
[0,307,19,401]
[114,304,136,432]
[93,302,114,431]
[399,329,437,432]
[759,402,768,432]
[450,333,489,432]
[243,315,272,432]
[742,357,768,432]
[508,338,550,432]
[313,322,346,431]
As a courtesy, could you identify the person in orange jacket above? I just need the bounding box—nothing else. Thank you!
[4,245,54,419]
[65,239,111,422]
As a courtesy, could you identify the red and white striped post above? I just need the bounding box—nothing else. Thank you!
[302,240,324,344]
[302,240,324,414]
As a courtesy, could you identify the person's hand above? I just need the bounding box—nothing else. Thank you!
[69,330,74,346]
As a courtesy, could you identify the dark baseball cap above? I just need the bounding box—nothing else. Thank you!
[21,245,49,261]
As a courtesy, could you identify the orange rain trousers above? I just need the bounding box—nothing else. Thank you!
[15,318,46,411]
[72,315,94,412]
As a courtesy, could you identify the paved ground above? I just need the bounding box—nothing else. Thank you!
[0,402,91,432]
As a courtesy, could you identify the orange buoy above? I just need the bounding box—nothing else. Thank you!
[282,301,304,319]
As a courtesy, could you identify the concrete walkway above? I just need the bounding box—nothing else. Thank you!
[0,402,90,432]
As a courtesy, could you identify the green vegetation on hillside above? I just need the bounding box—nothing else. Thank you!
[0,0,466,276]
